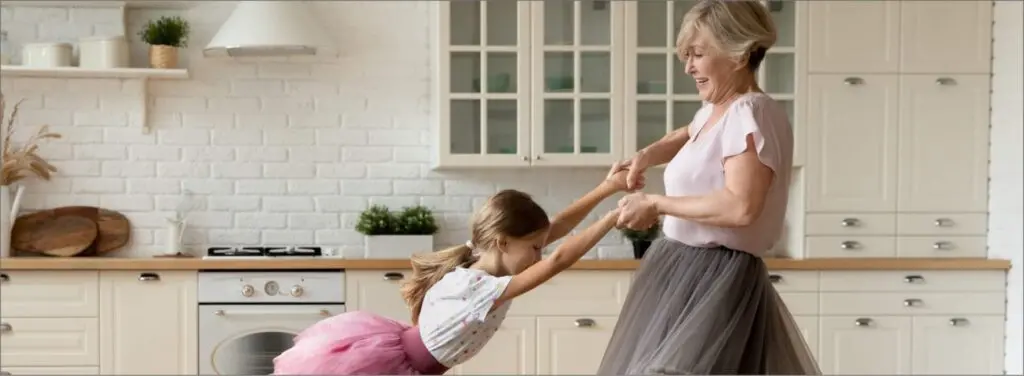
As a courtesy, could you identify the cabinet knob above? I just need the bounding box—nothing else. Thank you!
[903,275,925,284]
[933,218,953,227]
[839,240,859,250]
[843,77,864,86]
[948,317,969,327]
[854,318,872,327]
[840,218,860,227]
[521,156,529,161]
[0,273,8,282]
[768,274,783,283]
[383,272,405,281]
[903,298,923,307]
[0,322,11,332]
[934,77,956,86]
[241,284,255,297]
[138,273,160,282]
[290,285,304,297]
[574,318,596,328]
[535,155,542,160]
[932,241,953,250]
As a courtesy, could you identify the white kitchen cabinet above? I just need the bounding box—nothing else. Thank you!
[437,0,624,168]
[910,316,1006,375]
[344,270,413,323]
[451,316,536,375]
[896,75,990,213]
[98,271,197,375]
[806,1,900,73]
[819,316,914,375]
[898,1,993,74]
[536,316,617,374]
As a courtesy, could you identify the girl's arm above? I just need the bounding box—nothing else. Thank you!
[545,180,619,246]
[494,209,620,305]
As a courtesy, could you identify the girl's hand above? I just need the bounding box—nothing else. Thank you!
[605,163,646,192]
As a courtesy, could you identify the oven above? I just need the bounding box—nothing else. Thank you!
[197,270,346,375]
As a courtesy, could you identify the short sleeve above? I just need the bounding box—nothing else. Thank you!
[464,273,512,322]
[720,98,786,173]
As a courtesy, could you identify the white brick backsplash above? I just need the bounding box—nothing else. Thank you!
[263,196,314,212]
[263,230,314,244]
[235,213,287,229]
[264,163,316,178]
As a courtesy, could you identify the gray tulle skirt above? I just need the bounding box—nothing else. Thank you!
[597,238,821,375]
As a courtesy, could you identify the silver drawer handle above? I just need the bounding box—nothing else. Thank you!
[854,318,873,327]
[768,274,783,283]
[383,272,405,281]
[933,241,953,250]
[843,77,864,85]
[934,218,953,227]
[840,241,859,250]
[138,273,160,282]
[903,275,925,284]
[0,322,11,332]
[575,318,595,328]
[903,298,923,307]
[934,77,956,86]
[840,218,860,227]
[949,317,969,326]
[0,273,8,282]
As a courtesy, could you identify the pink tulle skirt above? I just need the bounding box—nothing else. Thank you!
[273,310,449,375]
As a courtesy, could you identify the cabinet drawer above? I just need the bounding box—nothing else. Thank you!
[819,270,1006,292]
[896,236,987,258]
[767,271,819,292]
[0,366,99,375]
[0,271,99,318]
[806,213,896,235]
[897,213,987,235]
[779,292,819,315]
[819,292,1005,315]
[805,236,896,258]
[510,271,631,316]
[0,318,99,366]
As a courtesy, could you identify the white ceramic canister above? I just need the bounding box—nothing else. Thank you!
[79,36,129,69]
[21,42,73,67]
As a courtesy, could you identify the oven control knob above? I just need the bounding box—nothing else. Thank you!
[241,284,255,297]
[290,285,304,297]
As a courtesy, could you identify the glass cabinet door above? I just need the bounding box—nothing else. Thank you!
[531,0,623,166]
[440,0,530,167]
[758,0,801,166]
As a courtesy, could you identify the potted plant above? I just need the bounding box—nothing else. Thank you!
[620,220,661,259]
[1,95,61,258]
[356,204,438,259]
[138,16,190,69]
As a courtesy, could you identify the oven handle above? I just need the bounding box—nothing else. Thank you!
[212,309,333,317]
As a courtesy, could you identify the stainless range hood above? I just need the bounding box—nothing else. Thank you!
[204,1,334,57]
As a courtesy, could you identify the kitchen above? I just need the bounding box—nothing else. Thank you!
[0,0,1021,375]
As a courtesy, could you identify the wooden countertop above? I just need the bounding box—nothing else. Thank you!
[0,257,1011,271]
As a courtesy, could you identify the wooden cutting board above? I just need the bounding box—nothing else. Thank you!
[11,215,98,257]
[12,206,131,255]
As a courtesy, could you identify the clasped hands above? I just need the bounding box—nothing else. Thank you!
[604,158,660,231]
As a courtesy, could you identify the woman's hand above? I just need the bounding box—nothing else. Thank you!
[616,192,659,230]
[608,154,650,192]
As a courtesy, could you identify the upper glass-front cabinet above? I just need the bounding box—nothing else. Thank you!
[623,0,802,166]
[436,0,802,168]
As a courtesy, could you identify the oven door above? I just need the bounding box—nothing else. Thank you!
[198,304,346,375]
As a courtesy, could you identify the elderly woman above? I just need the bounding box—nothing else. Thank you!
[597,1,820,375]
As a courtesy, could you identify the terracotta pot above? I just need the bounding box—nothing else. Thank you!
[149,45,178,69]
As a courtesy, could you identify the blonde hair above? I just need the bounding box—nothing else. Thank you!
[676,0,777,71]
[400,190,550,324]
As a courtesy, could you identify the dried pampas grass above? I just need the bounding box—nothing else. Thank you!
[1,93,62,186]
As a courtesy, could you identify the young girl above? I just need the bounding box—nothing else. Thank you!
[273,170,634,375]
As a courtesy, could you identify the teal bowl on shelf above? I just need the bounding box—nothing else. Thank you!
[472,73,512,93]
[546,76,573,92]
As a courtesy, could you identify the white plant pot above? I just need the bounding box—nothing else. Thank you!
[364,235,434,259]
[1,186,12,258]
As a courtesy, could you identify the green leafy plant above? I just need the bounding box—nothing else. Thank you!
[620,219,661,243]
[138,16,191,47]
[355,205,439,236]
[355,205,399,235]
[395,205,439,235]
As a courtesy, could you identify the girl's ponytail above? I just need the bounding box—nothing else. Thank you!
[400,244,476,324]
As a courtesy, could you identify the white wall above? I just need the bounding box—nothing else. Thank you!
[988,1,1023,373]
[0,2,640,259]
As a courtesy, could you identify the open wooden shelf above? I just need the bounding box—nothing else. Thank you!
[0,65,189,79]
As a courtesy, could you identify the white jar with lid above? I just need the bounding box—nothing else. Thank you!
[21,42,72,67]
[79,35,129,69]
